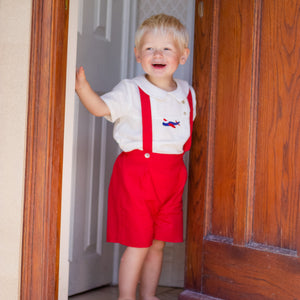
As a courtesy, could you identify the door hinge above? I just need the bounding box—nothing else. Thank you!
[65,0,69,10]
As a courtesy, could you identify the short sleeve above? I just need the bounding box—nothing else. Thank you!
[190,86,197,120]
[101,80,133,123]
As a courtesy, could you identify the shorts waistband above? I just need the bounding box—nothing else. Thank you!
[121,150,184,164]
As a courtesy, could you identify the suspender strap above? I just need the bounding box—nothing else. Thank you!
[139,87,193,153]
[183,90,193,152]
[138,87,153,153]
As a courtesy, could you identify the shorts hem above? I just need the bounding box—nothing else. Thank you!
[106,239,152,248]
[106,238,183,248]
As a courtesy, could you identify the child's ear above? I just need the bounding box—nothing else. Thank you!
[134,47,141,63]
[180,48,190,65]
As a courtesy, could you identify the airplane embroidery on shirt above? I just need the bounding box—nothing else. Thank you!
[162,118,181,128]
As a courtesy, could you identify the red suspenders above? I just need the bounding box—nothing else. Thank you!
[183,90,193,152]
[139,87,153,154]
[138,87,193,153]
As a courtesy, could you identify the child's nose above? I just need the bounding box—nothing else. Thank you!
[153,49,163,57]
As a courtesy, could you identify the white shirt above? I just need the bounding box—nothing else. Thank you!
[102,75,196,154]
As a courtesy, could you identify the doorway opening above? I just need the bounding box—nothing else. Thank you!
[59,1,195,298]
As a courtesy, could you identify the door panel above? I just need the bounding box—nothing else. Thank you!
[211,0,254,240]
[68,0,124,295]
[203,241,300,299]
[185,0,300,299]
[253,0,300,250]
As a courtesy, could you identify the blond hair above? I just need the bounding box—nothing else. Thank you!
[135,14,189,50]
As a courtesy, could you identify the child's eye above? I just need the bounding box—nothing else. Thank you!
[164,48,171,51]
[146,47,153,51]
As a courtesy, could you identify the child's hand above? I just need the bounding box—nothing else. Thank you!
[74,66,110,117]
[75,66,88,93]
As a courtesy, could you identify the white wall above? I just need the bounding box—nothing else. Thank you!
[0,1,32,299]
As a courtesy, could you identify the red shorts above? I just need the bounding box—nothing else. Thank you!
[106,150,187,247]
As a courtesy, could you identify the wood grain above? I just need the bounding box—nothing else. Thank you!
[21,1,69,299]
[253,0,300,251]
[211,0,255,241]
[203,240,300,300]
[185,0,215,291]
[185,0,300,298]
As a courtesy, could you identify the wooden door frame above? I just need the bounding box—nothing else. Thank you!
[180,1,214,298]
[21,0,69,299]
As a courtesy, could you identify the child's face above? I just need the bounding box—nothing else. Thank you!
[134,30,189,85]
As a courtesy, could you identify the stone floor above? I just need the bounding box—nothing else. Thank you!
[69,285,184,300]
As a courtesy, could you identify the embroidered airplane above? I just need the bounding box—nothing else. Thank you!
[162,118,181,128]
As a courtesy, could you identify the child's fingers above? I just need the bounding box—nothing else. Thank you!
[76,66,86,80]
[75,66,87,92]
[76,66,83,75]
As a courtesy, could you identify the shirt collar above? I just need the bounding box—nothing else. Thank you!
[133,75,189,102]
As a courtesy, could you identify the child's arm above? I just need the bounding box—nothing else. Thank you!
[75,66,110,117]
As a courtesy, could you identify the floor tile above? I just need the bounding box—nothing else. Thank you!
[69,285,183,300]
[157,287,183,300]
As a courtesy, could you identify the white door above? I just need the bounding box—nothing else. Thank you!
[68,0,135,295]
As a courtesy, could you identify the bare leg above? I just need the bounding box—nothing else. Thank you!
[139,240,165,300]
[118,246,149,300]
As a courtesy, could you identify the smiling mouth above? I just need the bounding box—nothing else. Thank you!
[152,64,166,68]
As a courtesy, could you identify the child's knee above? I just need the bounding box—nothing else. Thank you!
[151,240,165,251]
